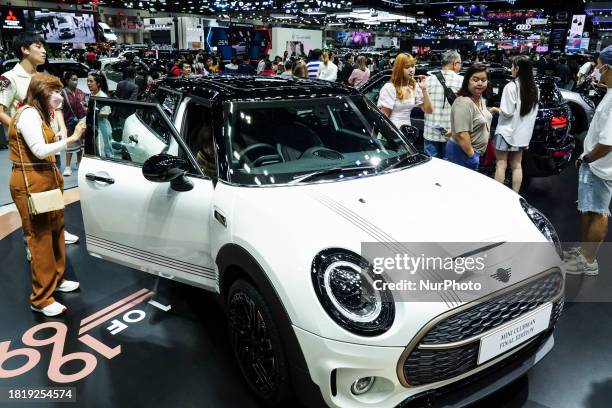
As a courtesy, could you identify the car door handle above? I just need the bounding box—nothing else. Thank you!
[85,173,115,184]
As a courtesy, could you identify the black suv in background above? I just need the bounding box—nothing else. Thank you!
[360,66,575,178]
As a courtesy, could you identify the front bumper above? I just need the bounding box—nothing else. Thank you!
[295,269,563,407]
[294,326,554,408]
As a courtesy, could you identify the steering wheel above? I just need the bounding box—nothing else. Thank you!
[237,143,282,167]
[299,146,344,160]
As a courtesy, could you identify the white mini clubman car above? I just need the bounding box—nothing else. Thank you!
[80,76,564,407]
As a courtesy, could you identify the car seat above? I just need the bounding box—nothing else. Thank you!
[276,121,324,161]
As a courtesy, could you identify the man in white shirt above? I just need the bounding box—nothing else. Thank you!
[423,50,464,158]
[256,55,269,75]
[0,33,80,251]
[564,46,612,276]
[576,54,596,86]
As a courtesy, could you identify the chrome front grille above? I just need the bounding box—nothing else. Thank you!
[398,270,564,387]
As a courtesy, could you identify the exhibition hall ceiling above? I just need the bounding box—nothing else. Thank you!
[89,0,587,16]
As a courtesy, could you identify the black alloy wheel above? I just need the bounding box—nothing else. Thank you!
[227,280,291,406]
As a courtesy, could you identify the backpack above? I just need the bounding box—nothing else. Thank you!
[433,71,457,108]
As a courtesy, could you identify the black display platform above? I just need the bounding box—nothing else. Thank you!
[0,166,611,408]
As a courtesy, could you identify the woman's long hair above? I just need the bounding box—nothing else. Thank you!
[25,73,63,125]
[513,56,539,117]
[355,55,367,71]
[89,71,109,94]
[456,63,491,100]
[390,53,417,101]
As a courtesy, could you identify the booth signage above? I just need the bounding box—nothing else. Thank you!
[486,10,538,20]
[526,18,548,25]
[0,7,25,32]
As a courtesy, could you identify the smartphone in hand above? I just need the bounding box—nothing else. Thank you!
[433,124,448,135]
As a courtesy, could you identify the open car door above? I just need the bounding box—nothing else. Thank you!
[78,97,217,290]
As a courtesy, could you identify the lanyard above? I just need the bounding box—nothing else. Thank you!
[471,97,490,134]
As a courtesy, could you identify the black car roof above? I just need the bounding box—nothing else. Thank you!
[156,75,361,102]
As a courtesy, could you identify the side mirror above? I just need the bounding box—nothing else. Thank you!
[399,124,420,145]
[142,153,193,192]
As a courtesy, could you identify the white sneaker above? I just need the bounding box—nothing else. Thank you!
[31,301,67,317]
[55,280,80,293]
[63,166,72,176]
[64,230,79,244]
[563,253,599,276]
[562,246,582,260]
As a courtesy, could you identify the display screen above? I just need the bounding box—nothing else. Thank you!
[23,11,96,43]
[336,32,374,47]
[206,26,270,61]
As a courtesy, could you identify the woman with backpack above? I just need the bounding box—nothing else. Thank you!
[493,56,539,192]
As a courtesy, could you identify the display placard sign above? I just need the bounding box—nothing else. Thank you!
[526,18,548,25]
[271,27,322,60]
[569,14,585,37]
[0,6,25,34]
[550,11,570,53]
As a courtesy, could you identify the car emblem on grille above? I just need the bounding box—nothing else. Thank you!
[491,267,512,283]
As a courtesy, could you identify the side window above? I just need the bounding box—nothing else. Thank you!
[90,98,194,171]
[184,102,216,179]
[364,82,383,105]
[148,88,181,119]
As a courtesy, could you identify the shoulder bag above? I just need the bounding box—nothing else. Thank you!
[14,108,65,215]
[433,71,457,107]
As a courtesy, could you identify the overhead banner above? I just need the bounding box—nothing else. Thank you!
[569,14,585,37]
[566,14,587,53]
[550,11,570,53]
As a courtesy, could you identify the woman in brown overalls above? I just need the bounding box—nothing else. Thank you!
[8,73,86,317]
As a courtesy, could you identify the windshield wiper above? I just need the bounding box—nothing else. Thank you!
[379,153,426,171]
[290,166,377,184]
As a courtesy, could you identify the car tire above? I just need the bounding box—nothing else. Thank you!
[227,279,292,406]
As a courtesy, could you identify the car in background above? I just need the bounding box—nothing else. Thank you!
[360,66,575,178]
[101,59,158,97]
[98,22,118,44]
[80,75,564,408]
[1,59,118,94]
[58,23,76,39]
[559,80,601,145]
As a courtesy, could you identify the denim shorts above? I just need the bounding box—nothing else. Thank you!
[578,164,612,216]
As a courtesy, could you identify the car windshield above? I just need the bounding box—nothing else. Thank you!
[224,95,423,186]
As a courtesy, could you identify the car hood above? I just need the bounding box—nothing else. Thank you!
[226,158,559,345]
[232,158,543,243]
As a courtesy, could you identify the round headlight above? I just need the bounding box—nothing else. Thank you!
[312,249,395,336]
[520,198,562,257]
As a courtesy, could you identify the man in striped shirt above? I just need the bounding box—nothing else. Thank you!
[307,49,323,79]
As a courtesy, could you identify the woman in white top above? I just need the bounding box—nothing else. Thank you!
[86,72,113,158]
[8,73,85,316]
[492,56,539,192]
[318,50,338,82]
[377,53,433,129]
